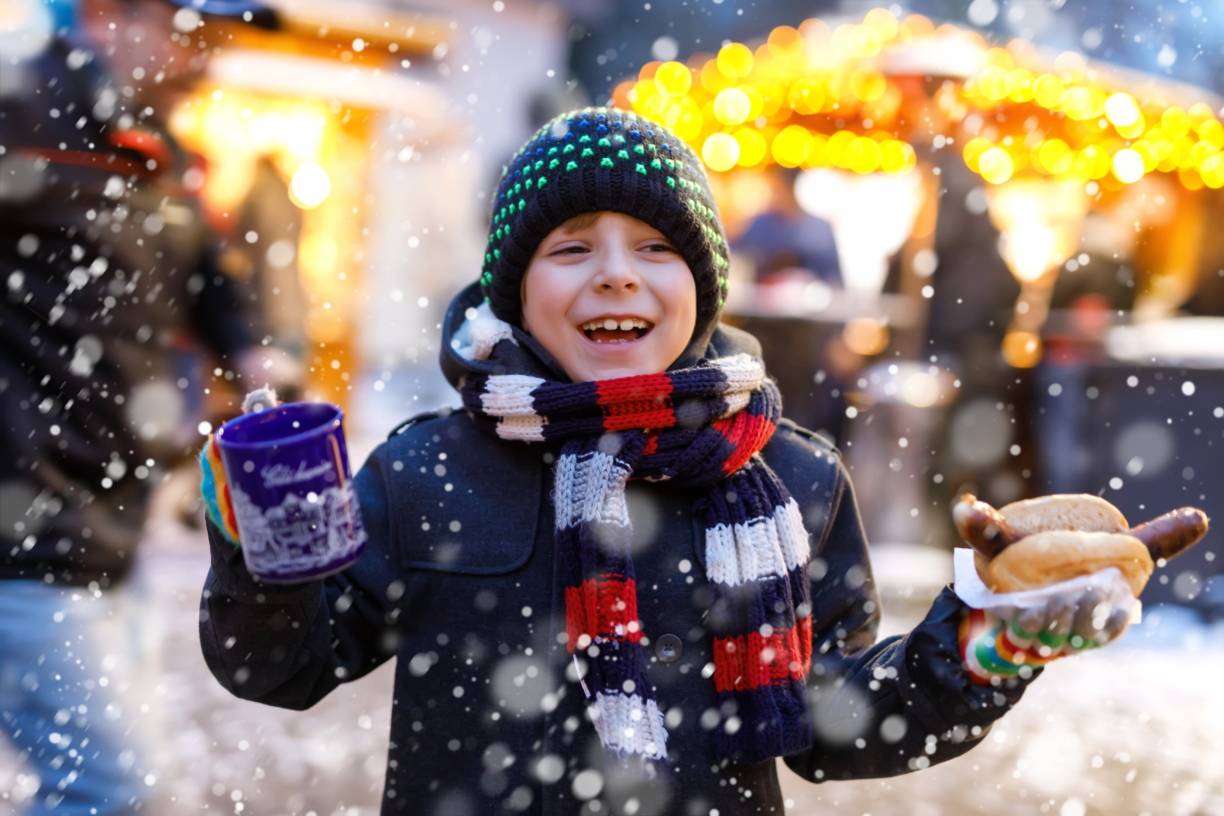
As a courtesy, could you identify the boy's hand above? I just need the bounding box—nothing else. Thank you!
[959,568,1134,684]
[199,387,282,547]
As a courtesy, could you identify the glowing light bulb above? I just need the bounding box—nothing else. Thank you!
[289,163,331,209]
[654,61,692,97]
[978,147,1015,184]
[712,88,752,126]
[701,132,740,172]
[716,43,755,79]
[1035,138,1073,175]
[1104,93,1141,129]
[1003,330,1043,368]
[732,127,768,167]
[1111,148,1145,184]
[771,125,811,168]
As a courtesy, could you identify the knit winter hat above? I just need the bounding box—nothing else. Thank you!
[480,107,730,349]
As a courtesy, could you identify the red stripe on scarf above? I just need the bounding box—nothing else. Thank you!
[641,433,660,457]
[713,412,776,475]
[711,616,812,693]
[564,576,643,651]
[596,373,675,431]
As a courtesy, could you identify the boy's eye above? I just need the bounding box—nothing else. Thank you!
[642,242,676,253]
[551,245,588,255]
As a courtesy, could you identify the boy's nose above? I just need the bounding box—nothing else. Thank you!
[594,249,640,292]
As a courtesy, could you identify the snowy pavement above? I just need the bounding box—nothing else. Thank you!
[2,523,1222,815]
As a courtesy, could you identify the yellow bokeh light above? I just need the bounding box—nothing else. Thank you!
[732,127,768,167]
[1104,92,1141,128]
[1185,139,1215,169]
[1111,148,1145,184]
[1201,153,1224,189]
[768,25,803,52]
[628,78,658,109]
[654,61,692,97]
[787,78,826,115]
[962,136,993,171]
[1131,140,1159,172]
[826,130,856,167]
[1197,118,1224,149]
[803,133,829,169]
[1161,107,1191,139]
[1002,330,1042,369]
[717,42,755,79]
[616,8,1222,196]
[699,59,730,94]
[1035,138,1073,175]
[863,7,900,40]
[849,69,887,103]
[1060,86,1100,121]
[1115,115,1147,141]
[1178,166,1206,191]
[1007,68,1035,103]
[845,136,882,174]
[771,125,811,168]
[880,139,916,173]
[672,97,704,142]
[976,65,1010,102]
[1188,101,1215,124]
[701,132,741,172]
[712,87,752,126]
[289,163,331,209]
[1074,145,1111,180]
[1032,74,1064,109]
[978,147,1015,184]
[843,318,890,356]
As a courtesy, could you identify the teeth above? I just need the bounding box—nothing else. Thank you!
[581,318,652,332]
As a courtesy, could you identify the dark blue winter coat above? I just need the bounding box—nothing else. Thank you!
[199,287,1036,815]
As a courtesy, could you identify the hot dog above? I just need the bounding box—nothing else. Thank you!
[1128,507,1210,562]
[952,493,1210,595]
[952,494,1022,559]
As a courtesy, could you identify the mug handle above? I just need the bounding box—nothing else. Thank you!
[329,434,347,488]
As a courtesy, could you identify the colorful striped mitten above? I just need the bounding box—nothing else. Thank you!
[959,609,1062,684]
[958,571,1134,684]
[198,388,281,547]
[199,435,240,547]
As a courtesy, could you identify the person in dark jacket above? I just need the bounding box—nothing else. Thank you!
[198,109,1132,816]
[0,0,282,812]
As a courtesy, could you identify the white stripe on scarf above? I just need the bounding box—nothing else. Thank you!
[481,375,548,441]
[704,498,810,587]
[709,354,765,393]
[553,451,632,529]
[589,690,669,760]
[495,415,547,442]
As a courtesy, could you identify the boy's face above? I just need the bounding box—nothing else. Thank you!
[521,211,697,382]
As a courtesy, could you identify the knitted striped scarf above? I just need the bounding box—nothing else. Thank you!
[455,306,815,768]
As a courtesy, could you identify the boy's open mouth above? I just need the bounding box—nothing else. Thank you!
[578,317,654,344]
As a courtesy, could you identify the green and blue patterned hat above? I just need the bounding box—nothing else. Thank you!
[480,107,730,347]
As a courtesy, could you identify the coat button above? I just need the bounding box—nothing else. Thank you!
[655,633,683,663]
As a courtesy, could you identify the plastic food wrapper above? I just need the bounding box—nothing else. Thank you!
[952,548,1142,624]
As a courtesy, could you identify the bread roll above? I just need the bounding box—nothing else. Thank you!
[998,494,1129,536]
[984,530,1153,595]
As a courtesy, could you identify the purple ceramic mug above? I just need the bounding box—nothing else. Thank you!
[215,402,366,583]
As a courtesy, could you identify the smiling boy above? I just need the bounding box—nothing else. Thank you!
[520,211,697,382]
[199,108,1128,815]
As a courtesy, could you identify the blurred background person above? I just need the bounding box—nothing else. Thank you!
[731,167,842,288]
[0,0,296,812]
